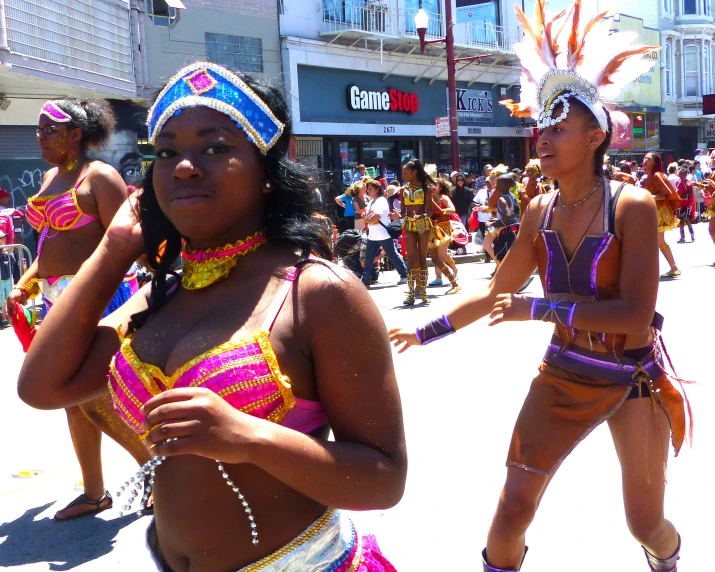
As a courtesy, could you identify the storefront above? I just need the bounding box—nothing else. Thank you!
[607,15,663,163]
[292,65,530,193]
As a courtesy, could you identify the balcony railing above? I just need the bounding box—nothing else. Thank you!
[322,1,397,37]
[4,0,134,83]
[454,21,521,54]
[321,2,519,55]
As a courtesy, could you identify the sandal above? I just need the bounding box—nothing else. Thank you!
[54,491,113,521]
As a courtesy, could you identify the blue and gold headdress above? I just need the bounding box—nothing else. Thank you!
[147,62,284,154]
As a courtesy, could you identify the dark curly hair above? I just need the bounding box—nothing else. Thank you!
[53,99,116,149]
[129,70,330,331]
[434,178,453,197]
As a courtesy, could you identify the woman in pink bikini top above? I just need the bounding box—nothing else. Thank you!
[18,63,407,571]
[7,99,150,523]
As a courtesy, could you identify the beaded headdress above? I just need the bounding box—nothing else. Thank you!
[40,101,73,124]
[147,62,284,154]
[500,0,659,133]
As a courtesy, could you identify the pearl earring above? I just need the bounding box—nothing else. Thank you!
[265,182,271,188]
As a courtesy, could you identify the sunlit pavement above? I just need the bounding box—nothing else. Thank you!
[1,225,712,571]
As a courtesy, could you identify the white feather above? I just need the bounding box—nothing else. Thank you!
[513,43,551,82]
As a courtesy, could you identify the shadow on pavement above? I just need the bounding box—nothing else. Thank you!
[0,502,142,570]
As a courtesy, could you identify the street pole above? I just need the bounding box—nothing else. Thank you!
[445,0,460,171]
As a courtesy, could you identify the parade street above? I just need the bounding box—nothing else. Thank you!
[0,225,712,571]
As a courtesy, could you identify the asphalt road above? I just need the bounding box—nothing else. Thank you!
[0,224,712,571]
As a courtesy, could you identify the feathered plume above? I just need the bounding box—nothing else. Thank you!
[501,0,662,123]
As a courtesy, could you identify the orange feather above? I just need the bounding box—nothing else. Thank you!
[499,99,533,118]
[567,1,580,68]
[599,46,661,86]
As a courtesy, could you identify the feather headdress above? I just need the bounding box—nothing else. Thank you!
[500,0,660,133]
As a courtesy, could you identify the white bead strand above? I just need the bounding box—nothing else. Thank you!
[216,460,258,545]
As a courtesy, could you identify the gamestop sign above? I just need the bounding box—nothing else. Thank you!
[347,85,419,114]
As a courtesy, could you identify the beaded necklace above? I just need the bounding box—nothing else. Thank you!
[407,182,422,203]
[181,229,267,290]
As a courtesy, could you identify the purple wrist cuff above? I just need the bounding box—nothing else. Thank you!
[531,298,578,327]
[416,314,456,345]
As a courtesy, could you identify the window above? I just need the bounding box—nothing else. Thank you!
[705,45,711,94]
[205,34,263,73]
[665,42,673,96]
[683,0,697,15]
[148,0,181,27]
[685,44,699,97]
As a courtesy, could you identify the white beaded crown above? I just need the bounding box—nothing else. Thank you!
[500,0,660,133]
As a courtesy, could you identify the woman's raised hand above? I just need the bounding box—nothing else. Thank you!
[105,193,146,261]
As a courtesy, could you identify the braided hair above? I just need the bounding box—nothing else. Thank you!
[404,159,434,193]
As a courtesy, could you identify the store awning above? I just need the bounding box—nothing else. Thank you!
[615,105,665,113]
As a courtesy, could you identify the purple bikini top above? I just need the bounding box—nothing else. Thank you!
[109,265,329,438]
[536,179,624,302]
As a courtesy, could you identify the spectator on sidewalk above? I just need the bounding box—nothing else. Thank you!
[361,179,408,288]
[334,186,356,230]
[352,163,367,182]
[452,174,473,228]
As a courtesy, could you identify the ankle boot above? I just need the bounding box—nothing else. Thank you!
[482,547,528,572]
[403,270,416,306]
[417,270,430,304]
[642,534,680,572]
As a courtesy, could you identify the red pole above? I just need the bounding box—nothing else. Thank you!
[445,0,460,171]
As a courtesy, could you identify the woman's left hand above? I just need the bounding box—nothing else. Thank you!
[141,388,262,463]
[489,294,534,326]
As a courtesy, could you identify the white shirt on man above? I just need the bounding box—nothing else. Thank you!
[365,196,391,241]
[473,187,492,223]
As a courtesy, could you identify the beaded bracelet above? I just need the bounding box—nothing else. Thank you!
[415,314,456,345]
[530,298,577,328]
[18,278,40,299]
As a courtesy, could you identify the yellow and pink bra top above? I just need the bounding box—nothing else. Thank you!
[109,265,329,437]
[25,173,99,233]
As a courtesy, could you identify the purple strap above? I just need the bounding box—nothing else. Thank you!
[416,314,455,345]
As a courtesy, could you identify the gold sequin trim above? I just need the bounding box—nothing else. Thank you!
[216,375,274,398]
[255,330,296,423]
[120,340,163,396]
[240,509,336,571]
[107,382,145,435]
[240,392,281,414]
[109,360,144,410]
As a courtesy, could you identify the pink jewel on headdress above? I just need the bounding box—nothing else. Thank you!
[40,101,72,123]
[184,69,218,95]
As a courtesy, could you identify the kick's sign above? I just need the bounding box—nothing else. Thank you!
[347,85,419,114]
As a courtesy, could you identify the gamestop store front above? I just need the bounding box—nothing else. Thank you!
[291,65,529,190]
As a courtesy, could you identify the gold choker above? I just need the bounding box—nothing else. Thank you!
[181,230,267,290]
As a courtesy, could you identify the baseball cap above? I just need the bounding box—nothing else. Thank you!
[0,188,10,199]
[450,171,459,179]
[511,168,523,175]
[0,230,6,238]
[483,164,493,173]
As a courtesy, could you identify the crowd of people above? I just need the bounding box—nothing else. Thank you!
[0,1,704,570]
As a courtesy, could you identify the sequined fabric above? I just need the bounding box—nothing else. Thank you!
[25,174,98,233]
[108,265,328,437]
[147,62,284,153]
[145,509,397,572]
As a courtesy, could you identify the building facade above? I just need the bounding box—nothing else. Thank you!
[0,0,137,224]
[280,0,533,194]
